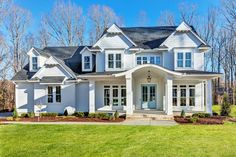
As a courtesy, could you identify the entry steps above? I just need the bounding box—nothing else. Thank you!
[127,111,174,120]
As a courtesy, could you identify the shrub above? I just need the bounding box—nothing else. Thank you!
[97,113,108,119]
[108,114,113,120]
[64,109,68,116]
[192,113,211,118]
[88,113,96,118]
[20,113,29,118]
[6,117,14,121]
[189,117,198,123]
[73,112,84,118]
[12,108,18,118]
[180,110,185,118]
[84,112,89,117]
[114,110,119,119]
[40,112,58,117]
[220,93,231,116]
[212,112,219,116]
[29,112,35,118]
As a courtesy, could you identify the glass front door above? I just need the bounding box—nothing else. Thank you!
[141,84,156,109]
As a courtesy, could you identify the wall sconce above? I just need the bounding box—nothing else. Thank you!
[147,70,151,83]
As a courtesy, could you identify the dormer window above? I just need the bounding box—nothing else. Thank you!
[108,53,121,69]
[32,57,38,70]
[177,52,192,68]
[84,56,91,70]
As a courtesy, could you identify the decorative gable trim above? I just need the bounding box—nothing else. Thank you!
[161,21,208,49]
[32,56,76,79]
[93,23,137,48]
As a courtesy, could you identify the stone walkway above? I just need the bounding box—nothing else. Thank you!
[1,119,178,126]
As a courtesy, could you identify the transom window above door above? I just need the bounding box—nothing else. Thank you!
[136,56,161,65]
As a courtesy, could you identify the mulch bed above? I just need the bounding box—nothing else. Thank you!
[174,116,226,125]
[0,117,125,123]
[228,118,236,123]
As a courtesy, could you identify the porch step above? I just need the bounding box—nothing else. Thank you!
[126,113,174,120]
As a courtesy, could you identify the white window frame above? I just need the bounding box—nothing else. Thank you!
[136,55,161,65]
[82,54,92,71]
[84,56,91,70]
[47,86,62,104]
[103,85,126,107]
[175,51,193,69]
[172,84,196,107]
[32,57,38,70]
[107,53,122,70]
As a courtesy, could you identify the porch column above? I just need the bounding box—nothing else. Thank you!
[89,80,95,113]
[126,73,133,115]
[206,79,212,115]
[165,77,173,115]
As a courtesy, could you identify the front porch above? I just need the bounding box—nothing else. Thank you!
[84,64,213,116]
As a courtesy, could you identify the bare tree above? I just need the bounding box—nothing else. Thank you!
[42,0,85,46]
[138,11,148,26]
[178,2,198,26]
[88,4,122,45]
[0,36,11,79]
[37,19,51,48]
[3,3,31,73]
[157,11,176,26]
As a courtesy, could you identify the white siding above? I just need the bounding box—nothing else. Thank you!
[15,83,34,113]
[194,52,204,70]
[76,82,89,112]
[33,65,71,79]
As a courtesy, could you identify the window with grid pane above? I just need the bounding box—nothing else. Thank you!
[172,86,177,106]
[180,86,186,106]
[108,54,114,68]
[32,57,38,70]
[112,86,119,106]
[48,86,53,103]
[185,53,191,67]
[177,53,183,67]
[116,54,121,68]
[189,85,195,106]
[104,86,110,106]
[84,56,90,69]
[56,86,61,103]
[121,86,126,106]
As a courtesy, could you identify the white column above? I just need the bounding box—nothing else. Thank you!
[165,78,173,115]
[89,80,95,113]
[126,73,133,115]
[206,79,212,115]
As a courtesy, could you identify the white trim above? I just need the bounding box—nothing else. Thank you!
[114,64,183,77]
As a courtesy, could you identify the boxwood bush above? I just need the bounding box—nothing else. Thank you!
[192,113,211,118]
[40,112,58,117]
[73,112,84,118]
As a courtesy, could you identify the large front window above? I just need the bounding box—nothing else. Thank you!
[56,86,61,103]
[108,54,121,69]
[47,86,61,103]
[103,85,126,106]
[172,85,196,107]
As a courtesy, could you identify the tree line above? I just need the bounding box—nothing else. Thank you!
[0,0,235,110]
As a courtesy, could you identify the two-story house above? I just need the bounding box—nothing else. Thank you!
[12,22,221,116]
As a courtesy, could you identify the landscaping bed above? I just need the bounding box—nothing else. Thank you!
[174,116,226,125]
[0,111,125,123]
[0,116,125,122]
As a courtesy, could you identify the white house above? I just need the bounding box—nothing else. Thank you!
[12,22,221,116]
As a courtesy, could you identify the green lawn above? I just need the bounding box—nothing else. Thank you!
[213,105,236,117]
[1,124,236,157]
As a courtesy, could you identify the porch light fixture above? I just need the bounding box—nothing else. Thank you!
[147,70,151,83]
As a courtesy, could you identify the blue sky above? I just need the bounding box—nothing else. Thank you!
[15,0,220,30]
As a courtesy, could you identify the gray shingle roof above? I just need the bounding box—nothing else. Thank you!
[11,64,36,81]
[120,26,177,49]
[40,76,65,83]
[176,70,222,75]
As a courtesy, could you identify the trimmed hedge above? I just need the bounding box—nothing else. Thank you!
[73,112,84,118]
[40,112,58,117]
[192,113,211,118]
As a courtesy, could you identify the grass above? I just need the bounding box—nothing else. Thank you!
[213,105,236,117]
[1,123,236,157]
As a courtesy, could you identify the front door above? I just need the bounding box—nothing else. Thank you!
[141,84,156,109]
